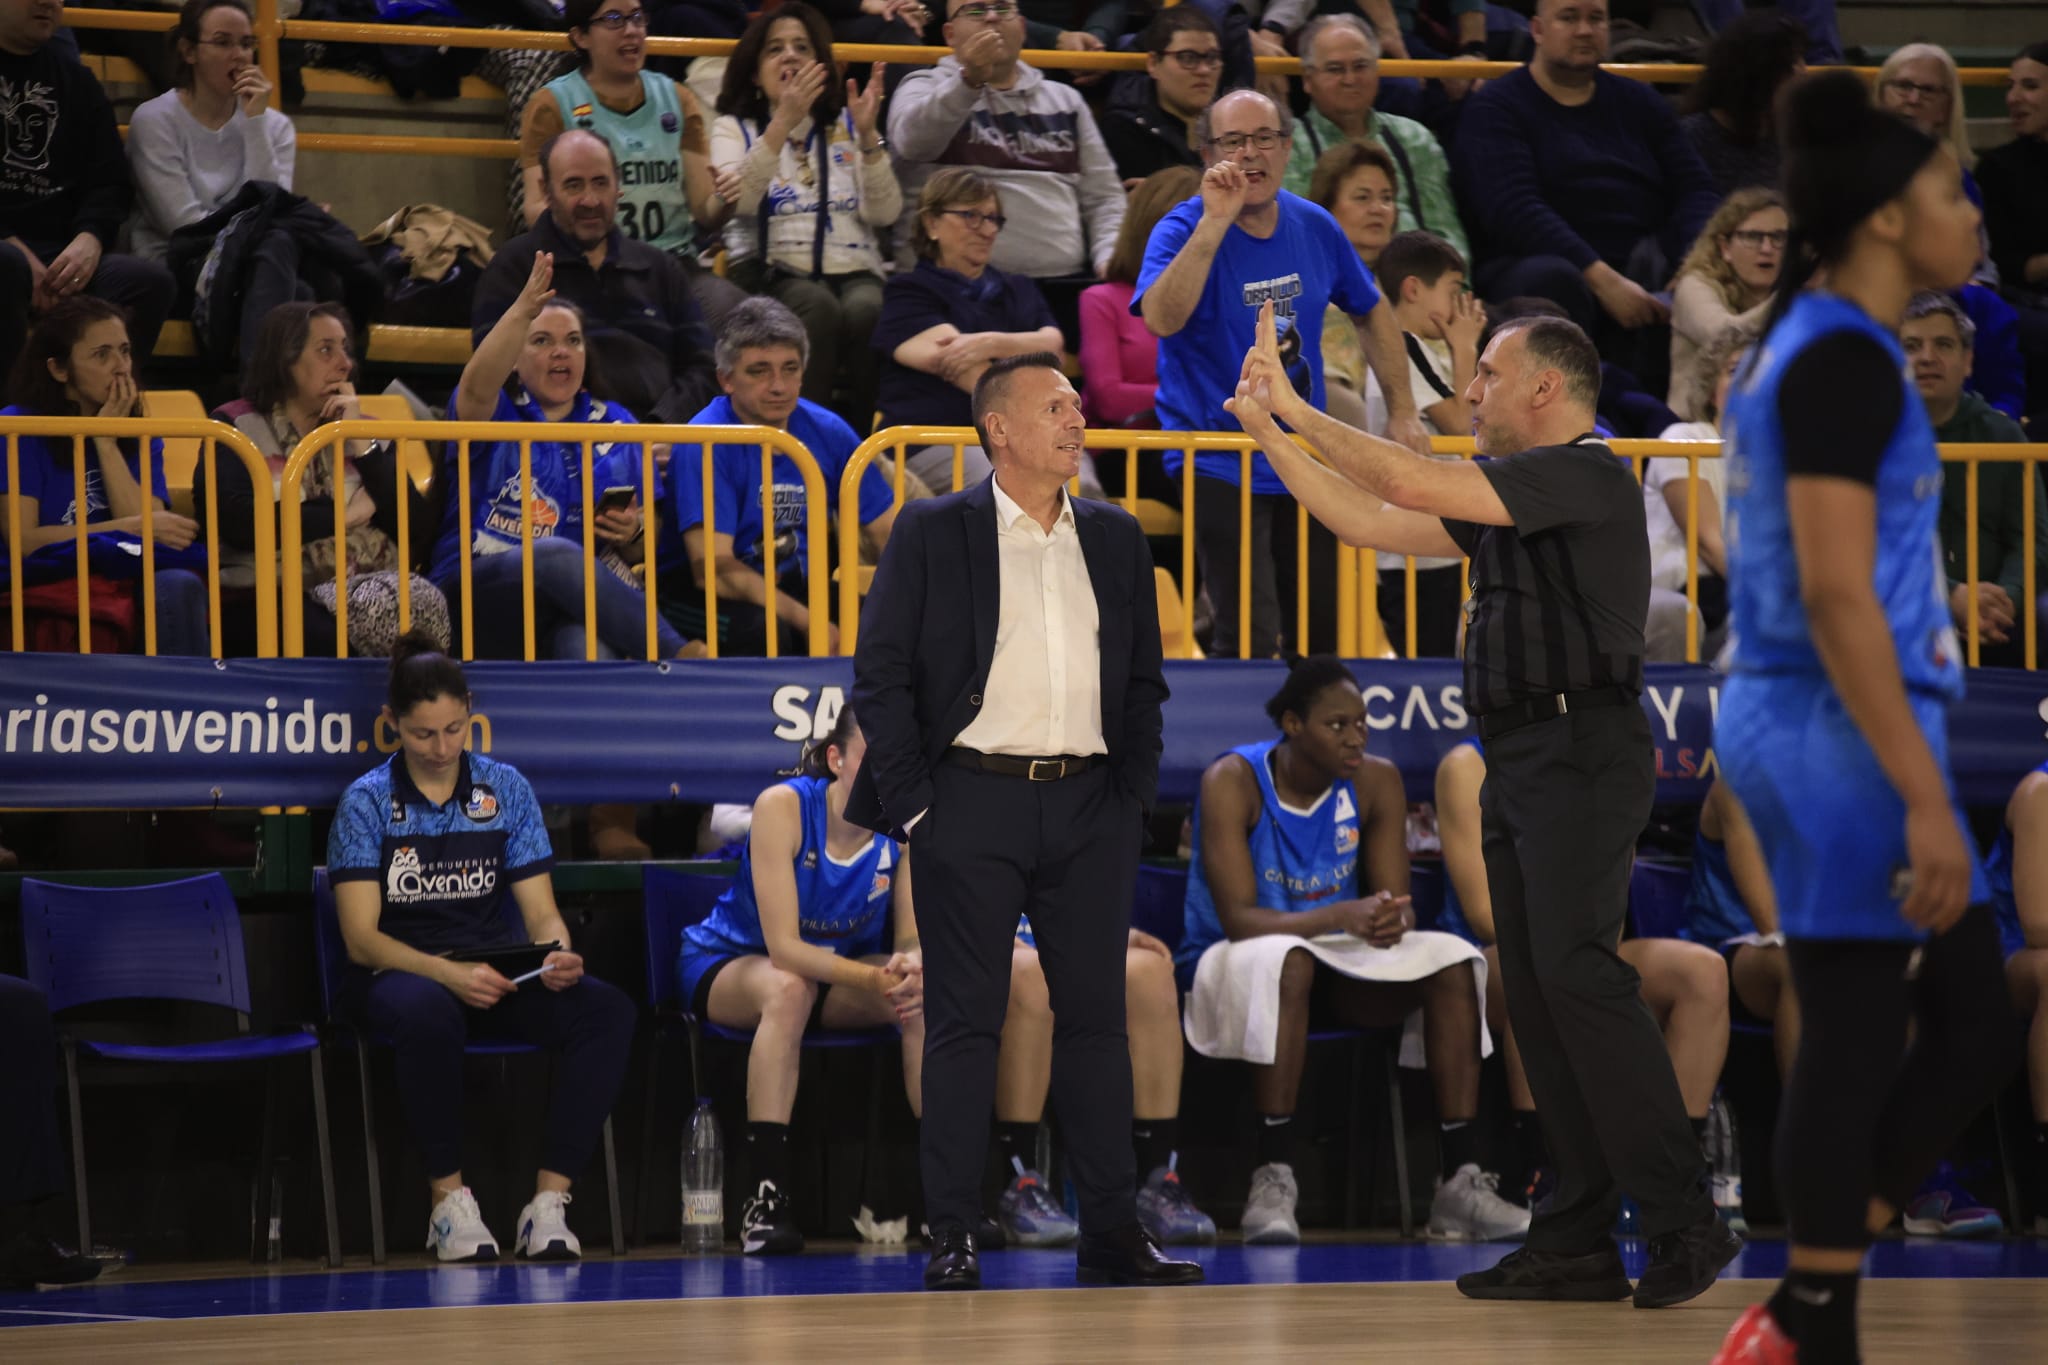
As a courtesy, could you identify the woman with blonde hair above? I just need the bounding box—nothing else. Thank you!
[1877,43,1976,173]
[1667,187,1784,420]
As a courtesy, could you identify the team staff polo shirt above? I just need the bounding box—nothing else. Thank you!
[327,751,555,955]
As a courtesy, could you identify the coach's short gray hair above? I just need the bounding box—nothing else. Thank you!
[714,296,811,374]
[1903,291,1977,351]
[1298,13,1379,70]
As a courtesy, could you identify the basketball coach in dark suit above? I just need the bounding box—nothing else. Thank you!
[848,353,1201,1291]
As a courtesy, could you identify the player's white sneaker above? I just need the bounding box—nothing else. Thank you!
[427,1186,499,1262]
[515,1190,582,1261]
[1240,1162,1301,1245]
[1428,1164,1532,1242]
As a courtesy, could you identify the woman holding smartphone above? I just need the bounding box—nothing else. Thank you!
[328,632,637,1263]
[429,252,698,662]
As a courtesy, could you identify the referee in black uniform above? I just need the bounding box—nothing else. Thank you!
[1227,303,1740,1308]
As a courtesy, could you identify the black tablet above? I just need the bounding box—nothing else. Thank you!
[444,941,560,979]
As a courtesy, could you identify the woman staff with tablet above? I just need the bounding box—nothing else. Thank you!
[327,630,637,1264]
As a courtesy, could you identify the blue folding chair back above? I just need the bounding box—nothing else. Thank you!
[21,873,252,1016]
[640,864,734,1012]
[1628,860,1694,942]
[18,874,338,1267]
[1132,863,1190,951]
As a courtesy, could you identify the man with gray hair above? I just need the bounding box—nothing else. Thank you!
[667,296,900,656]
[1135,86,1429,659]
[1228,305,1739,1308]
[1902,290,2045,668]
[1281,13,1468,261]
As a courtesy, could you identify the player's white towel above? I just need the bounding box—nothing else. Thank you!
[1182,930,1492,1069]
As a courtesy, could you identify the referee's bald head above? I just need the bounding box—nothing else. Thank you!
[1471,316,1601,455]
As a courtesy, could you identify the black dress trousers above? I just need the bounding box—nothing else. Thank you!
[1478,705,1712,1250]
[911,761,1141,1236]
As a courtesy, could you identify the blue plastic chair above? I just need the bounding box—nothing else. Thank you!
[1139,863,1413,1235]
[638,862,899,1245]
[310,870,625,1263]
[20,874,340,1267]
[1627,859,1695,942]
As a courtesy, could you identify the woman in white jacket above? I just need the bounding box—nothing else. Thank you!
[125,0,299,348]
[711,2,898,421]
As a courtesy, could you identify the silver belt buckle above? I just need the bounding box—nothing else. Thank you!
[1027,758,1063,782]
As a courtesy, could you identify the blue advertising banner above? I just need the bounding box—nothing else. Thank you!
[1,655,2043,810]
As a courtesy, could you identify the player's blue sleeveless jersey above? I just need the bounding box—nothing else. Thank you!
[1983,761,2045,958]
[1721,291,1962,699]
[683,776,896,961]
[1680,830,1759,945]
[1181,740,1362,970]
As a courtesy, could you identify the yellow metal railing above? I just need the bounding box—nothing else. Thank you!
[2,416,275,657]
[277,419,830,660]
[68,3,2011,163]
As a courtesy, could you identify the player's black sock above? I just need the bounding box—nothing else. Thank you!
[747,1122,791,1190]
[1133,1118,1178,1180]
[2029,1125,2048,1214]
[996,1121,1041,1175]
[1256,1113,1295,1168]
[1439,1119,1479,1173]
[1767,1270,1859,1364]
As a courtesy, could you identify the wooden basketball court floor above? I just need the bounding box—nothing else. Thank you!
[4,1239,2044,1362]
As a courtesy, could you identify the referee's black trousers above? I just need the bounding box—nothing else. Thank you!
[1479,705,1712,1250]
[0,975,68,1210]
[911,761,1141,1237]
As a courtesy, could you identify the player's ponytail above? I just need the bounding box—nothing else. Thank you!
[794,703,859,780]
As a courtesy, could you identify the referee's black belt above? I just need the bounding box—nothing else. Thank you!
[1475,686,1637,741]
[944,747,1105,781]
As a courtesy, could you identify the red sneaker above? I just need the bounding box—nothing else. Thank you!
[1711,1304,1799,1364]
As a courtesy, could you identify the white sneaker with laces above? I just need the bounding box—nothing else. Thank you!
[515,1189,582,1261]
[427,1186,500,1262]
[1240,1162,1301,1245]
[1428,1164,1532,1242]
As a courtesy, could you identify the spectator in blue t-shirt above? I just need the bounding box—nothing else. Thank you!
[433,251,696,662]
[1134,88,1426,660]
[668,297,898,655]
[0,297,209,655]
[328,634,636,1263]
[870,168,1064,495]
[1452,0,1719,360]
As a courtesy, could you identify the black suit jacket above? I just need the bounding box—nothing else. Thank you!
[848,478,1169,838]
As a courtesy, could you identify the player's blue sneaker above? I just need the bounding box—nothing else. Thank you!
[1137,1156,1216,1245]
[998,1157,1080,1247]
[1903,1187,2004,1238]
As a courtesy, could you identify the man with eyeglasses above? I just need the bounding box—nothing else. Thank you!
[1135,88,1430,661]
[0,0,175,382]
[1452,0,1717,366]
[888,0,1126,283]
[1100,8,1224,186]
[1281,14,1468,263]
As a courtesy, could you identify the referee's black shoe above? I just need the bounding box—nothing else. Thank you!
[923,1226,980,1291]
[1633,1214,1743,1308]
[1074,1224,1205,1286]
[1455,1242,1634,1301]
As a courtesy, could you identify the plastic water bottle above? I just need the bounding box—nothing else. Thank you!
[681,1100,724,1253]
[1706,1091,1746,1232]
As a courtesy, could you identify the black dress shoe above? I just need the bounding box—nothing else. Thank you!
[1455,1243,1634,1301]
[923,1226,980,1291]
[0,1232,102,1290]
[1634,1213,1742,1308]
[920,1214,1007,1251]
[1075,1223,1204,1286]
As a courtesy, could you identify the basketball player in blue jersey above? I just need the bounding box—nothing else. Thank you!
[1183,658,1528,1245]
[1710,72,2022,1365]
[1983,762,2048,1237]
[678,704,924,1255]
